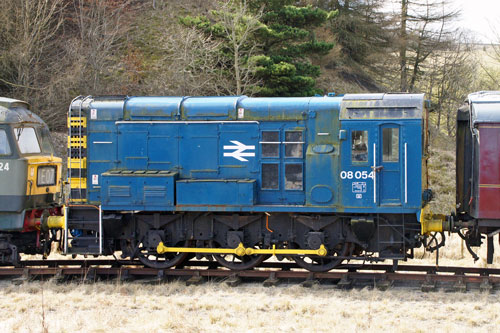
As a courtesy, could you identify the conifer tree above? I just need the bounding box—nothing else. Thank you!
[182,0,336,96]
[248,0,336,96]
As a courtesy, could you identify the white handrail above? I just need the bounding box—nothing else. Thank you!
[373,143,377,204]
[404,143,408,204]
[99,205,103,255]
[63,206,68,254]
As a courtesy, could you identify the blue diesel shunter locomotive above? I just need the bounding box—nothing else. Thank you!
[65,93,430,271]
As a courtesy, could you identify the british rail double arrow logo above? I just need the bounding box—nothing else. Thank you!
[223,140,255,162]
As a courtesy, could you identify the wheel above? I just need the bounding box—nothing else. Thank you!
[135,237,190,269]
[293,241,351,272]
[136,239,190,269]
[210,241,268,270]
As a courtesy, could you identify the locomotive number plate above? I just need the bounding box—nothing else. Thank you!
[0,162,9,171]
[340,170,374,180]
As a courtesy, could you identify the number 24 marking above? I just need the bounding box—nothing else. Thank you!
[0,162,9,171]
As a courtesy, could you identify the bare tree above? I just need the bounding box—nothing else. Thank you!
[0,0,70,128]
[213,0,263,95]
[73,0,130,93]
[419,32,478,135]
[395,0,460,92]
[155,25,227,96]
[399,0,409,92]
[0,0,64,98]
[477,26,500,90]
[147,0,263,96]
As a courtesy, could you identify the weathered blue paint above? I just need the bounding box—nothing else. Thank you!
[177,179,256,206]
[77,94,426,215]
[339,119,422,210]
[100,171,177,210]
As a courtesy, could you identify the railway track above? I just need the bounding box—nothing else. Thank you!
[1,259,499,292]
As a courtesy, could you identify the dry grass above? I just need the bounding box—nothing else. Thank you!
[0,279,498,333]
[410,232,500,267]
[426,125,456,214]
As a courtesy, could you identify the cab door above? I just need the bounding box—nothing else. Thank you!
[340,122,405,208]
[378,125,402,206]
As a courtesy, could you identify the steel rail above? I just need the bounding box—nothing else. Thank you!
[0,266,499,285]
[6,259,500,276]
[0,260,499,291]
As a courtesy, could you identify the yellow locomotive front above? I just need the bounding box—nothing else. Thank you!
[0,97,63,265]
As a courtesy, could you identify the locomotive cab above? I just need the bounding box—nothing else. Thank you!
[0,97,63,264]
[339,93,428,210]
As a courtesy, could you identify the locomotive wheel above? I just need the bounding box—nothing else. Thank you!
[210,241,268,270]
[136,239,190,269]
[292,241,352,272]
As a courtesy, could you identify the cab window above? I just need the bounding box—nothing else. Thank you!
[0,129,11,156]
[285,131,304,158]
[261,131,280,158]
[15,127,41,154]
[262,163,279,189]
[285,163,303,190]
[382,128,399,162]
[351,130,368,162]
[38,127,55,154]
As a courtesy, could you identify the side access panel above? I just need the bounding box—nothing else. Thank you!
[100,171,177,210]
[176,179,256,206]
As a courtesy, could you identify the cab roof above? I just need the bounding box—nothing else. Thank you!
[0,97,45,126]
[340,93,425,120]
[468,91,500,124]
[0,97,30,110]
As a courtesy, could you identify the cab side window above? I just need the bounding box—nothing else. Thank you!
[261,131,280,158]
[382,128,399,162]
[38,127,55,154]
[262,163,279,189]
[285,163,303,190]
[284,131,303,158]
[0,129,11,156]
[351,130,368,162]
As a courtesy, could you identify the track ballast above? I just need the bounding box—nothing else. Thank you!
[0,259,499,292]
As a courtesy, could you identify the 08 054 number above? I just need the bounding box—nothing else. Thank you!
[340,170,374,180]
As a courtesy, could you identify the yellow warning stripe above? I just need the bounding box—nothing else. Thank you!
[479,184,500,188]
[70,198,87,202]
[68,116,87,127]
[68,158,87,168]
[69,178,87,189]
[68,136,87,148]
[67,114,87,202]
